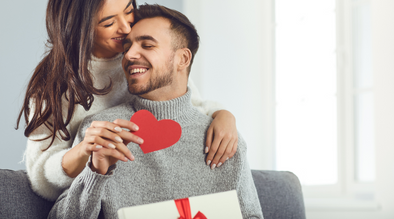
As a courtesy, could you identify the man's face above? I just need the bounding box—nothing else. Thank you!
[122,17,176,96]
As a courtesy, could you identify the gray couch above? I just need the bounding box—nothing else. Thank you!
[0,169,306,219]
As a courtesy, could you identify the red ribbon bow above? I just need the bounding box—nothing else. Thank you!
[175,198,207,219]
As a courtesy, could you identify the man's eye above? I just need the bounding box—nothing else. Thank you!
[123,47,130,53]
[142,45,153,49]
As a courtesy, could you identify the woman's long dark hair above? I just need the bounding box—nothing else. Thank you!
[16,0,137,150]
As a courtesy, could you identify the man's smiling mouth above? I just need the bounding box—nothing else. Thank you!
[131,68,148,75]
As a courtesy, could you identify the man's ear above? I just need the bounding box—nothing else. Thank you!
[176,48,192,71]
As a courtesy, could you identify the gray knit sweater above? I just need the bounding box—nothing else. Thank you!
[48,89,263,219]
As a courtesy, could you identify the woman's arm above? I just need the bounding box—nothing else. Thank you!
[188,79,238,169]
[24,99,141,201]
[24,121,76,201]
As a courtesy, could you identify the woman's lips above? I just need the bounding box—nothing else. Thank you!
[112,37,125,44]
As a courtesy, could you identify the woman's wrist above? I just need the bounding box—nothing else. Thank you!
[212,110,235,121]
[62,143,90,178]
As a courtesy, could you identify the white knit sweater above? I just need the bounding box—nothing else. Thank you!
[24,53,223,201]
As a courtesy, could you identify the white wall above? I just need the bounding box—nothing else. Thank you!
[0,1,47,170]
[373,0,394,218]
[140,0,182,11]
[184,0,274,170]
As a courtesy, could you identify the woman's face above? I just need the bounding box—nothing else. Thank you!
[93,0,135,58]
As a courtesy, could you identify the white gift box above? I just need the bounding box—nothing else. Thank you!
[117,190,243,219]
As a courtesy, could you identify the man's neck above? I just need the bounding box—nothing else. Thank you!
[130,86,195,121]
[139,80,188,102]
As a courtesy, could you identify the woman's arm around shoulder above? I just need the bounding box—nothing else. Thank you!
[187,79,238,170]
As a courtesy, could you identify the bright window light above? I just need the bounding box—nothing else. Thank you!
[275,0,337,185]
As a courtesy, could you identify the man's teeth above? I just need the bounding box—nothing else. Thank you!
[131,68,148,74]
[114,37,125,40]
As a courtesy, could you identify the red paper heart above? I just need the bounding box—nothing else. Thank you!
[130,110,182,154]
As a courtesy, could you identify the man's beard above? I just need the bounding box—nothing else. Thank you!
[127,68,174,96]
[126,57,174,95]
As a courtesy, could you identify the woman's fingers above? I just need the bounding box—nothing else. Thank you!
[112,119,144,145]
[204,110,239,169]
[84,127,122,149]
[91,147,132,175]
[82,120,136,161]
[205,127,214,154]
[217,138,237,167]
[205,130,239,170]
[205,132,222,167]
[117,129,144,145]
[90,120,125,133]
[209,135,231,169]
[112,119,139,132]
[113,141,135,161]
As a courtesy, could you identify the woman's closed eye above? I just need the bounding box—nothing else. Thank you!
[104,22,114,28]
[126,9,134,15]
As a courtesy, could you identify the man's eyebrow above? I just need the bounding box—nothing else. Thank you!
[122,35,157,46]
[135,35,158,43]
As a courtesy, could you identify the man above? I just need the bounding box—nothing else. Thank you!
[48,4,263,219]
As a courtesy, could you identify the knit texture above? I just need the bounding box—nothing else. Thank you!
[23,53,224,201]
[48,90,263,219]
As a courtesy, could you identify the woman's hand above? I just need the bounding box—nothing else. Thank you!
[63,119,143,177]
[87,119,145,175]
[81,120,142,155]
[205,110,238,169]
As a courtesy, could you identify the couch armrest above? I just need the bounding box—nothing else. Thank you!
[0,169,54,219]
[252,170,306,219]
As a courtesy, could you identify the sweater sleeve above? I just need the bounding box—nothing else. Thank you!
[23,99,76,201]
[47,164,113,219]
[48,117,115,219]
[235,134,264,219]
[188,78,225,117]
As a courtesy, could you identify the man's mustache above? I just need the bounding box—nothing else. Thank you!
[124,61,153,72]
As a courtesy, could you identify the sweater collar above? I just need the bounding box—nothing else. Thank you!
[129,88,196,121]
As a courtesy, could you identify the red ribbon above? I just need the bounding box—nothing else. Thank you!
[175,198,207,219]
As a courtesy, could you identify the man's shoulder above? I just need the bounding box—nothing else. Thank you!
[183,107,213,126]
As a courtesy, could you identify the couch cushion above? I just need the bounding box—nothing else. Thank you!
[0,169,54,219]
[252,170,306,219]
[0,169,306,219]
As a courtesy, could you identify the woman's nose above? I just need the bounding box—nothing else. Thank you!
[118,17,132,34]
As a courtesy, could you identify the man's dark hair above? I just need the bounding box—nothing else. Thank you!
[135,4,200,73]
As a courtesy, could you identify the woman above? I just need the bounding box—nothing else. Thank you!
[17,0,238,201]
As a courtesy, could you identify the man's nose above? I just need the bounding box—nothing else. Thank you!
[124,45,141,60]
